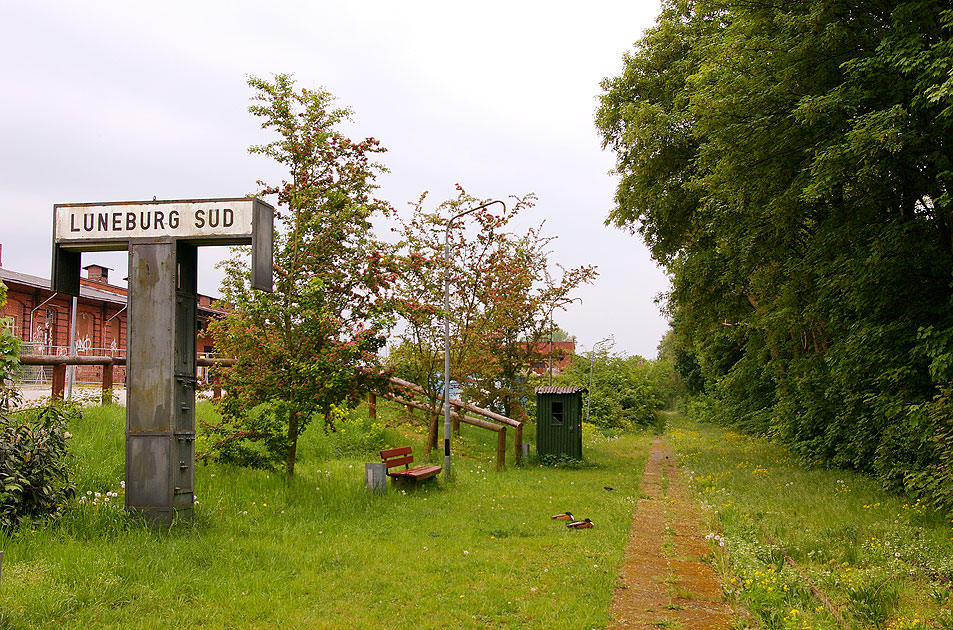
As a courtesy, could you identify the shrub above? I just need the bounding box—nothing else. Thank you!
[538,453,589,469]
[0,403,77,529]
[198,399,291,470]
[904,385,953,515]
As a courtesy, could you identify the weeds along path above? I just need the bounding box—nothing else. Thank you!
[608,437,732,629]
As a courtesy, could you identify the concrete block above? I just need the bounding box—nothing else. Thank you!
[365,462,387,493]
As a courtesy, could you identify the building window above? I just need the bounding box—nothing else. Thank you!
[552,400,564,425]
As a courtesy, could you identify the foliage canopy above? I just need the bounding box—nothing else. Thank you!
[598,0,953,509]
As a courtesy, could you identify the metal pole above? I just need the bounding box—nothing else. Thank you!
[444,235,452,481]
[443,199,505,482]
[548,312,553,386]
[67,296,77,399]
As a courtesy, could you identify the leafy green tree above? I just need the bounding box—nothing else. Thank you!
[203,74,396,475]
[597,0,953,507]
[557,345,667,430]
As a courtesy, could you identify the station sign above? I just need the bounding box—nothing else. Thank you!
[53,198,269,249]
[52,197,273,295]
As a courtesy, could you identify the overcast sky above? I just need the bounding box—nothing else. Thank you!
[0,0,669,358]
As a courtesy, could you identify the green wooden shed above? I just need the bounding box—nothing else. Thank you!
[535,386,587,460]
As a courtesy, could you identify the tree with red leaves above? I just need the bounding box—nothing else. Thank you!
[392,187,596,452]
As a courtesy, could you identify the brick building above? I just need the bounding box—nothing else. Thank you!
[528,340,576,376]
[1,248,222,384]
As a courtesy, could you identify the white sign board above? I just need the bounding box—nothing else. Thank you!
[54,198,261,244]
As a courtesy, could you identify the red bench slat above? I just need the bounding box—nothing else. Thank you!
[382,455,414,469]
[389,465,442,480]
[380,446,412,459]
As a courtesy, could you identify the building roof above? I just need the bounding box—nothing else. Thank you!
[535,386,588,395]
[1,267,128,305]
[1,266,225,314]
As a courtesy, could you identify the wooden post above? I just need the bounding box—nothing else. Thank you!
[452,414,460,435]
[497,427,507,471]
[514,423,523,464]
[368,391,377,420]
[102,360,114,405]
[212,378,221,401]
[52,364,66,400]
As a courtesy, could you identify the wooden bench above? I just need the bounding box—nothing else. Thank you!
[380,446,442,482]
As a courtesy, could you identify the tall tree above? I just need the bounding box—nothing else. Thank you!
[597,0,953,502]
[204,74,396,475]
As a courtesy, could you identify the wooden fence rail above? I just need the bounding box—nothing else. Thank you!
[17,354,235,404]
[376,391,508,471]
[371,376,523,469]
[385,376,523,461]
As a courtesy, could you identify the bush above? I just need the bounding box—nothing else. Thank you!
[538,452,589,469]
[0,403,77,529]
[198,401,387,469]
[198,399,291,470]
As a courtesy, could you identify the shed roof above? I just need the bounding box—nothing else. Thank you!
[534,386,588,395]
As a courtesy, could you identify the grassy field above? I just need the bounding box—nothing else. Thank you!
[0,400,651,629]
[8,402,953,629]
[669,414,953,629]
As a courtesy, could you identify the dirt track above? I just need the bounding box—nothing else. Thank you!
[608,437,732,629]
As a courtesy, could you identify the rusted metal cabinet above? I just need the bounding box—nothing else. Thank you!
[535,386,587,460]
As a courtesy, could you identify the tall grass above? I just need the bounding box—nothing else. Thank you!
[670,414,953,629]
[0,400,651,629]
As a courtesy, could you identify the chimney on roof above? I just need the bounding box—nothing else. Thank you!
[0,243,3,267]
[83,264,110,284]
